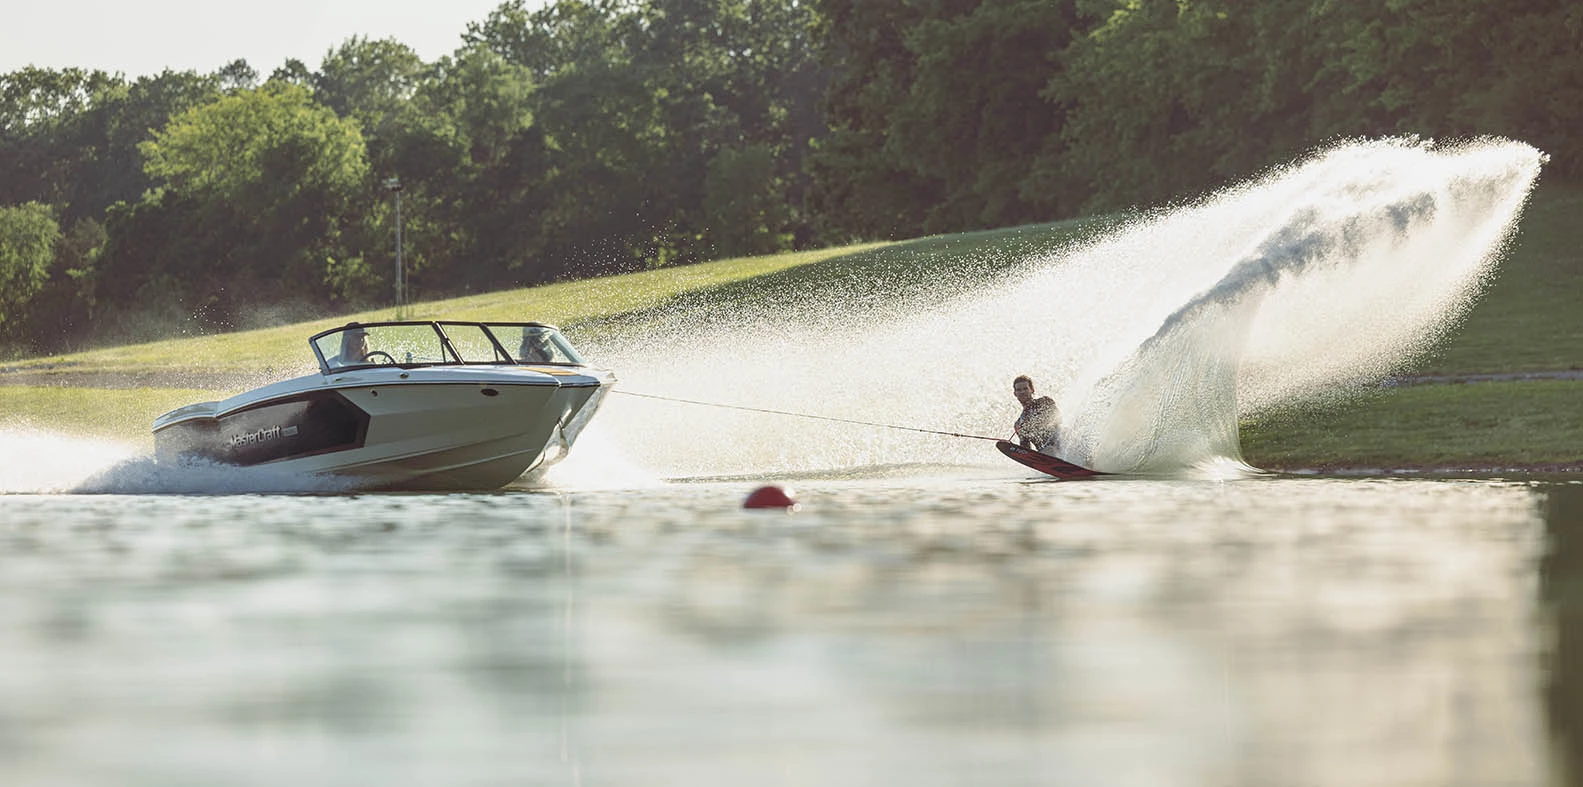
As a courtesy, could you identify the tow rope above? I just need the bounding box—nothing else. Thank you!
[611,390,1003,442]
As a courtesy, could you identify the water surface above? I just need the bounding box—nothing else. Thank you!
[3,474,1579,786]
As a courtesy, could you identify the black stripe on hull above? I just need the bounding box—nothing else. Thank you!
[155,390,370,466]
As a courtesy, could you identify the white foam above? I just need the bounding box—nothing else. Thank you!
[0,428,144,494]
[0,427,357,495]
[521,423,665,490]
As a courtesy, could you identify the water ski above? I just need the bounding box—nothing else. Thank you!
[995,441,1106,480]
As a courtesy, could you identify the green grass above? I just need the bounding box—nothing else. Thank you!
[1,386,222,447]
[3,242,891,380]
[1242,379,1583,469]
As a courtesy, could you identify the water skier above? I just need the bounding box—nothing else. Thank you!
[1012,375,1061,453]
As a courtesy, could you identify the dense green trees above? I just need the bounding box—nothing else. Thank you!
[1048,0,1583,211]
[1,0,1580,354]
[115,82,371,318]
[0,68,222,221]
[0,202,58,339]
[811,0,1583,231]
[465,0,823,268]
[812,0,1080,234]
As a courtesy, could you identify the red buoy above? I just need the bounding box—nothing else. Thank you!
[743,484,798,510]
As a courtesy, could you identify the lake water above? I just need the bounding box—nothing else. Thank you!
[4,472,1581,786]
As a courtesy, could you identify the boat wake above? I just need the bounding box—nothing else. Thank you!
[72,456,361,495]
[0,428,355,495]
[0,428,142,494]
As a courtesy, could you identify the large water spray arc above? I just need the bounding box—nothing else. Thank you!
[585,137,1544,479]
[1064,138,1543,473]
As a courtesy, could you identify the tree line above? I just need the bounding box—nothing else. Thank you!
[3,0,1579,354]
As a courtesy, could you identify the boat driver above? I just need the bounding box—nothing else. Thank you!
[329,323,371,367]
[1012,374,1061,453]
[518,331,554,362]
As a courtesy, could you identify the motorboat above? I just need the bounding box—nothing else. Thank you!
[153,320,614,490]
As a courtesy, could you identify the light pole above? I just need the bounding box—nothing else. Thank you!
[384,177,404,316]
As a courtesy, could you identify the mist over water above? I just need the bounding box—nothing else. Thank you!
[580,137,1544,479]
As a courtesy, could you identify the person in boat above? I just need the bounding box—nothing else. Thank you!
[517,330,554,362]
[1012,374,1061,452]
[328,323,371,368]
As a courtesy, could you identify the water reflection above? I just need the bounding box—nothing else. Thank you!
[0,478,1571,786]
[1542,483,1583,786]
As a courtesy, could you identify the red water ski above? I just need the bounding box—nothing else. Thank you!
[996,441,1106,479]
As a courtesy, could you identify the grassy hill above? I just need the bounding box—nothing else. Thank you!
[2,183,1579,471]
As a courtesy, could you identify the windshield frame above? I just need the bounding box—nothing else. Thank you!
[310,320,544,374]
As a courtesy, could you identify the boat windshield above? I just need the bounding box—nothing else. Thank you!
[311,321,586,372]
[486,323,586,365]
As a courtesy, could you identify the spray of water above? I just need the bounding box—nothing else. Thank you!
[0,428,144,494]
[569,137,1544,479]
[0,427,362,495]
[0,137,1544,492]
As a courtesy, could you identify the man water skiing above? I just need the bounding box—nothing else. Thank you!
[1012,375,1061,453]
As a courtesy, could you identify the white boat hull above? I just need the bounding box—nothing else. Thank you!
[154,367,611,491]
